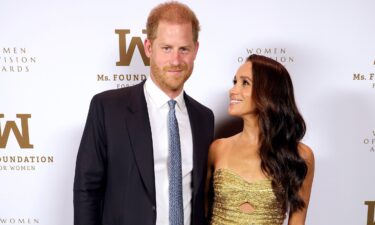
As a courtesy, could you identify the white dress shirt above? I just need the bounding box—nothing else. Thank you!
[144,78,193,225]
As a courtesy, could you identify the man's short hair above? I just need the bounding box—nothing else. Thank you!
[146,1,200,42]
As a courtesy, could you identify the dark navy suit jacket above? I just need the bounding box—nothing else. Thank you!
[73,81,214,225]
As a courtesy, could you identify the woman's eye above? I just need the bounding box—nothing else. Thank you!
[243,80,250,86]
[233,79,237,85]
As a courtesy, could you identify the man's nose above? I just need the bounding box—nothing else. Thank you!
[170,51,181,66]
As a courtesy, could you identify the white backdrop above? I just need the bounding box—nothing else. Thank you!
[1,0,374,224]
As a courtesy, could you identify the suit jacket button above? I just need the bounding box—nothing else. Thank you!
[152,206,156,211]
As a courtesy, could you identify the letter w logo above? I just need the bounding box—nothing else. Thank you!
[0,114,33,149]
[366,201,375,225]
[115,29,150,66]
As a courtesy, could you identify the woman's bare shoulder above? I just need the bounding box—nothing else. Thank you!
[298,142,315,165]
[209,135,238,160]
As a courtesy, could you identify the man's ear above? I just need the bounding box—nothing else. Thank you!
[193,41,199,60]
[144,39,152,57]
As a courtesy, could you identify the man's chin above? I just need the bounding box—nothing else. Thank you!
[164,83,184,92]
[169,85,183,92]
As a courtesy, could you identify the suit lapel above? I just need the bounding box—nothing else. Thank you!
[184,94,205,199]
[124,85,206,206]
[124,82,156,204]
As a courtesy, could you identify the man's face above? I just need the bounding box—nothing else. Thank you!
[145,21,199,98]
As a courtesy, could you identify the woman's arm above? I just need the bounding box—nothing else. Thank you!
[288,143,315,225]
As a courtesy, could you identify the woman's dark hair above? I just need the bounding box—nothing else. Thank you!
[247,54,307,214]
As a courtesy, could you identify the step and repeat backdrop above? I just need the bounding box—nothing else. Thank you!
[1,0,374,224]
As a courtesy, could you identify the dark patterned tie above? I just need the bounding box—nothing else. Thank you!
[168,100,184,225]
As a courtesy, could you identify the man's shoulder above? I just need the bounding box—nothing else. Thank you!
[184,93,213,116]
[93,81,144,103]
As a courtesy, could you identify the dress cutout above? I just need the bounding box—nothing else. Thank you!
[210,168,285,225]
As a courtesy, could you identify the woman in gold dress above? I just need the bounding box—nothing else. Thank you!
[206,54,315,225]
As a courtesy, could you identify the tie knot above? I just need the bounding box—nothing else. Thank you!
[168,100,177,110]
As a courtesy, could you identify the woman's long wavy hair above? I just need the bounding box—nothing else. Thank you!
[247,54,307,214]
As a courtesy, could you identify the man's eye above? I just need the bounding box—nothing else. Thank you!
[180,48,189,54]
[162,47,171,52]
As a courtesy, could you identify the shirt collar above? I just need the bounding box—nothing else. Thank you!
[145,78,186,110]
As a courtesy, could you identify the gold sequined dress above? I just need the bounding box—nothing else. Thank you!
[210,168,285,225]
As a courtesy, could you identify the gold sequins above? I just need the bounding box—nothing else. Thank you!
[210,168,285,225]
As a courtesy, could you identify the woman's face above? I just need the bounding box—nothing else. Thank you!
[228,61,256,117]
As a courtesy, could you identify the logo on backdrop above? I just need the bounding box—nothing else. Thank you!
[116,29,150,66]
[363,130,375,152]
[0,114,33,149]
[96,29,148,89]
[365,201,375,225]
[0,47,37,73]
[352,59,375,89]
[237,48,295,65]
[0,114,54,172]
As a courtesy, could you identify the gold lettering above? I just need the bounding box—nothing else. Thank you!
[365,201,375,225]
[115,29,149,66]
[353,73,365,80]
[97,74,109,81]
[0,114,33,149]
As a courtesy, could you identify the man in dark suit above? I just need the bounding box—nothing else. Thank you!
[73,2,214,225]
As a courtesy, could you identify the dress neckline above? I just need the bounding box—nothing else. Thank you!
[214,167,270,185]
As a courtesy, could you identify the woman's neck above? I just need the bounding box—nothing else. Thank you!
[240,114,260,147]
